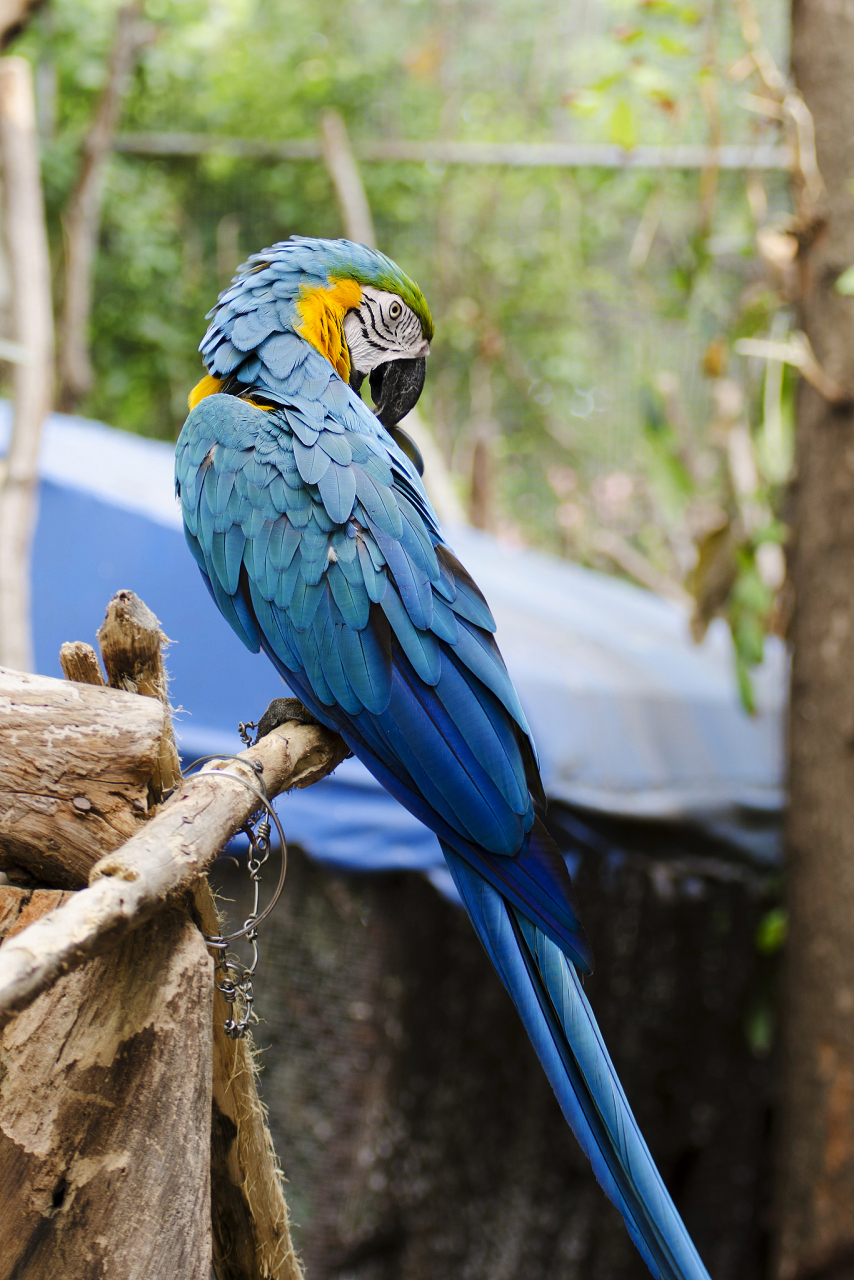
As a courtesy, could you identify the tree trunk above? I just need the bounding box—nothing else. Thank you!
[0,56,54,673]
[57,3,146,408]
[0,886,214,1280]
[775,6,854,1276]
[320,109,376,249]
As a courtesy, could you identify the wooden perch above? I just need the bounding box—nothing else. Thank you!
[0,705,347,1030]
[0,888,214,1280]
[0,591,332,1276]
[0,666,164,887]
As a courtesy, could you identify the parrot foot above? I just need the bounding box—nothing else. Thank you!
[248,697,321,745]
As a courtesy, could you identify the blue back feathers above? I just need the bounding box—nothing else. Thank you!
[176,236,711,1280]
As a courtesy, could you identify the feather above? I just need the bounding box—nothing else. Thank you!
[380,584,440,685]
[353,468,404,539]
[293,437,331,485]
[317,459,357,524]
[356,539,387,604]
[317,430,353,466]
[328,561,370,629]
[337,609,393,714]
[289,576,325,631]
[374,531,433,631]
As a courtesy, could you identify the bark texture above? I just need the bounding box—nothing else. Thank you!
[0,56,54,672]
[0,886,214,1280]
[0,665,163,886]
[97,590,181,801]
[193,882,305,1280]
[777,5,854,1277]
[66,594,305,1278]
[0,707,348,1030]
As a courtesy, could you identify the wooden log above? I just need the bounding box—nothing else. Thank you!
[0,885,214,1279]
[0,714,348,1029]
[194,882,304,1280]
[0,666,164,887]
[97,590,181,800]
[80,593,305,1279]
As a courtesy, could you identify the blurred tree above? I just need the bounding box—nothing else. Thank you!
[774,2,854,1276]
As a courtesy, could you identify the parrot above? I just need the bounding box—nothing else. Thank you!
[175,235,711,1280]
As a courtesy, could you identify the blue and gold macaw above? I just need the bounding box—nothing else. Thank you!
[176,236,710,1280]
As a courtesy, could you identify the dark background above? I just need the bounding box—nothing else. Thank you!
[214,810,780,1280]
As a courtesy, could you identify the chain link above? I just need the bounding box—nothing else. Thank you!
[183,753,288,1040]
[207,814,273,1038]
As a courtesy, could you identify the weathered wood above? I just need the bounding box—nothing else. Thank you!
[94,593,305,1278]
[0,56,55,672]
[193,881,305,1280]
[0,666,164,887]
[97,590,181,800]
[0,715,348,1029]
[0,885,214,1279]
[59,639,106,686]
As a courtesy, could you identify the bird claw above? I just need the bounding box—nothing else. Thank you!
[251,697,321,744]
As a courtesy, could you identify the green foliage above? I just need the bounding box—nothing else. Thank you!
[755,906,788,955]
[14,0,794,701]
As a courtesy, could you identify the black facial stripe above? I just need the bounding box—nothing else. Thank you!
[362,310,396,348]
[364,295,403,341]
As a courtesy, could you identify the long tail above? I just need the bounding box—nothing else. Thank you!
[442,842,711,1280]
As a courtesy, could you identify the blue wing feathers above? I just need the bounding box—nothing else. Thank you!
[178,257,711,1280]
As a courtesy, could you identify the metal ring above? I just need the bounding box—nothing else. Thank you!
[183,753,288,945]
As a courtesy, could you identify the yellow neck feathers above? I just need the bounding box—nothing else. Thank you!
[188,374,223,410]
[187,276,362,412]
[295,277,362,381]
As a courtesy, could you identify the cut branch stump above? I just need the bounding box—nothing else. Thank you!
[0,666,164,886]
[0,589,342,1278]
[0,886,214,1280]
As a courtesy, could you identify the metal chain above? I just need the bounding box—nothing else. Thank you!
[207,815,270,1039]
[182,753,288,1040]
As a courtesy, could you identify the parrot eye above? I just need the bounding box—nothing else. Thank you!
[388,300,402,321]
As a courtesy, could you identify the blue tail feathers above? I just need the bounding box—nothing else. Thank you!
[443,842,712,1280]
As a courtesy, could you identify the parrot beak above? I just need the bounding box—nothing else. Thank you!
[369,356,426,429]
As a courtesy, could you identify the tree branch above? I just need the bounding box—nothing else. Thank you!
[0,717,348,1031]
[58,3,150,406]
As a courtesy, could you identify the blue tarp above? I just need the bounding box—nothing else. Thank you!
[2,406,786,889]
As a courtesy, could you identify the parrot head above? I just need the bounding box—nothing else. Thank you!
[193,236,433,434]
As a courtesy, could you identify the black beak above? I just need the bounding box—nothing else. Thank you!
[369,356,426,429]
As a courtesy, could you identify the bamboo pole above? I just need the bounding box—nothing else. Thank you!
[114,131,793,170]
[320,109,376,248]
[0,56,54,673]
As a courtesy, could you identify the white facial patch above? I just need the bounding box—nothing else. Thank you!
[343,285,430,375]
